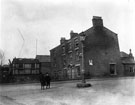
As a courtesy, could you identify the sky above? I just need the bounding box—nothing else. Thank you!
[0,0,135,64]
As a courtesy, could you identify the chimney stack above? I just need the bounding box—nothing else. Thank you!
[60,37,66,44]
[70,30,78,38]
[92,16,103,28]
[70,30,74,38]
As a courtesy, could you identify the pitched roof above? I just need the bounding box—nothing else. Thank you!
[50,44,61,52]
[36,55,50,62]
[2,65,9,67]
[12,58,39,64]
[120,52,135,64]
[120,51,129,57]
[81,26,118,51]
[121,57,135,64]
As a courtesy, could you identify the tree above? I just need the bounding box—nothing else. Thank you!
[0,49,5,66]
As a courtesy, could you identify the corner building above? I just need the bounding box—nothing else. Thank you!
[50,16,124,80]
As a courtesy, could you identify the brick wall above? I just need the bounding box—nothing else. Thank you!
[84,27,123,77]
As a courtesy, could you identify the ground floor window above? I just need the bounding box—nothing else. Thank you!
[123,65,135,73]
[67,68,72,79]
[19,69,25,74]
[32,69,39,74]
[14,69,18,74]
[71,69,75,79]
[63,69,68,79]
[76,66,81,76]
[25,69,31,74]
[129,67,134,72]
[110,64,116,75]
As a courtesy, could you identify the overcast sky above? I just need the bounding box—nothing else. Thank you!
[0,0,135,64]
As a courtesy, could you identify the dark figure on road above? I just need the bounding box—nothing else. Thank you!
[39,73,46,90]
[45,73,51,89]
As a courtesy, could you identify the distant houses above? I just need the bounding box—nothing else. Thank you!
[12,58,40,82]
[0,65,12,83]
[10,55,51,82]
[120,50,135,76]
[0,55,51,83]
[36,55,51,75]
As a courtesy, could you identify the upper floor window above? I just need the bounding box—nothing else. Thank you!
[69,42,72,50]
[75,50,80,61]
[53,58,57,67]
[51,49,56,58]
[74,38,79,48]
[24,64,31,68]
[62,46,65,54]
[36,64,40,68]
[19,63,23,69]
[31,63,35,68]
[15,64,19,68]
[63,60,66,66]
[69,52,72,59]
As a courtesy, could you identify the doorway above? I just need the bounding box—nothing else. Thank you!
[110,64,116,75]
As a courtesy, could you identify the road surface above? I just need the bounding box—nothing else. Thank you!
[0,77,135,105]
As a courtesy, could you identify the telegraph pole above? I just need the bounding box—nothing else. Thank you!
[17,29,25,58]
[36,39,37,56]
[76,32,91,88]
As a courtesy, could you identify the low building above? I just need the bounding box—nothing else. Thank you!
[12,58,40,82]
[121,49,135,76]
[0,65,12,83]
[36,55,51,75]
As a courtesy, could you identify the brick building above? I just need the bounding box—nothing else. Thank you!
[36,55,51,75]
[50,16,133,80]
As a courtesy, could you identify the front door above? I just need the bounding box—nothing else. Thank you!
[110,64,116,75]
[76,66,81,77]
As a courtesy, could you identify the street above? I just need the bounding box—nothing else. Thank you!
[0,77,135,105]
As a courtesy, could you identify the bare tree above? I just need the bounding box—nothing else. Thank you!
[0,49,5,66]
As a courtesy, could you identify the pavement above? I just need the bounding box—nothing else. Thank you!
[0,77,135,105]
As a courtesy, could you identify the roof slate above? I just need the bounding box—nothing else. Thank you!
[12,58,39,64]
[36,55,50,62]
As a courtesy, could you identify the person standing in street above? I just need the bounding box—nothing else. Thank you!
[39,72,46,90]
[45,73,51,89]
